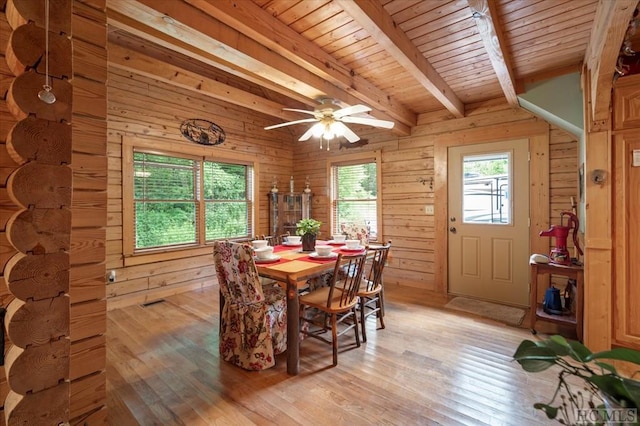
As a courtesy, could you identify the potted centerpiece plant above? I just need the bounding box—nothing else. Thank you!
[514,335,640,425]
[296,218,322,252]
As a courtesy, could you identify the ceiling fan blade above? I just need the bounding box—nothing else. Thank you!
[333,122,360,142]
[340,116,395,129]
[333,104,371,118]
[298,122,323,141]
[264,118,318,130]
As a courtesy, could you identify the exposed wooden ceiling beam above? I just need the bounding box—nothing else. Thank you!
[336,0,465,118]
[107,1,320,106]
[584,0,638,127]
[467,0,518,108]
[107,0,411,137]
[184,0,416,128]
[108,43,304,122]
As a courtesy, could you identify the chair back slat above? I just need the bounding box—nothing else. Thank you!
[326,253,367,308]
[260,232,290,246]
[362,242,391,292]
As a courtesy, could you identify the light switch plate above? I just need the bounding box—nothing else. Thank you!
[424,204,434,215]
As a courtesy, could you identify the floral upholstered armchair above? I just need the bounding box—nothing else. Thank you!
[340,222,370,246]
[213,241,287,370]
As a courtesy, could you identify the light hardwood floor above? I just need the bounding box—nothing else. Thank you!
[106,285,560,425]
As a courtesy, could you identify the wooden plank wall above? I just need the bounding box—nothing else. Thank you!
[104,61,578,307]
[292,102,579,293]
[103,58,577,309]
[105,64,296,309]
[69,0,108,423]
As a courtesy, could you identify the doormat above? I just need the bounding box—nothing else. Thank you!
[445,297,526,326]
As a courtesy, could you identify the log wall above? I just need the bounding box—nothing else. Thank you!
[0,0,107,423]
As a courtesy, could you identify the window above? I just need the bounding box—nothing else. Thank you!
[462,152,511,224]
[203,161,252,240]
[134,152,198,249]
[131,149,253,252]
[330,153,381,241]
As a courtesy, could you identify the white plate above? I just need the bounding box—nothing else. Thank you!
[309,252,338,260]
[326,240,346,245]
[254,255,281,263]
[282,241,302,246]
[340,245,364,252]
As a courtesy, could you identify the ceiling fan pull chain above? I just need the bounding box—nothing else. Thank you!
[38,0,56,104]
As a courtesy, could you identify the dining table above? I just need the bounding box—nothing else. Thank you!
[254,240,365,375]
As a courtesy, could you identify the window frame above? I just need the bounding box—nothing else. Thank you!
[122,136,258,260]
[328,150,383,242]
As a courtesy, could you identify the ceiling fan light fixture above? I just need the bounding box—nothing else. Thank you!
[330,121,344,137]
[311,122,324,138]
[323,126,335,140]
[266,100,393,143]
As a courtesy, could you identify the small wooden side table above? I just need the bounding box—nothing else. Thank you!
[530,261,584,341]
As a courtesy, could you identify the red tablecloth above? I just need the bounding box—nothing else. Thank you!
[254,257,292,266]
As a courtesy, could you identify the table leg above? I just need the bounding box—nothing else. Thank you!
[286,277,300,375]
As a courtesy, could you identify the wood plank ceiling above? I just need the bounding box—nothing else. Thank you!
[106,0,628,139]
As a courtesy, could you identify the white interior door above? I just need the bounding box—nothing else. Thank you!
[448,140,530,306]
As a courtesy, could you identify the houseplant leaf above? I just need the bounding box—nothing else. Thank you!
[588,347,640,367]
[566,339,593,363]
[513,340,558,372]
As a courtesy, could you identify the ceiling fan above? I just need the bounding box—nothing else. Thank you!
[264,98,394,143]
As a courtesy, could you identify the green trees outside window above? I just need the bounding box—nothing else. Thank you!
[133,151,253,251]
[333,162,377,238]
[204,162,251,240]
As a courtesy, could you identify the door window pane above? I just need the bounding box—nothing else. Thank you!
[462,152,511,224]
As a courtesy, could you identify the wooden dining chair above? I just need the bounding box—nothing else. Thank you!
[299,252,367,366]
[260,232,290,246]
[358,241,391,342]
[213,240,287,370]
[277,232,290,245]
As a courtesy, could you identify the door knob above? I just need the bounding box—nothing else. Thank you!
[449,227,457,233]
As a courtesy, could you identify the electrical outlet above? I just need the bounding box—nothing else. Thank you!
[424,204,434,215]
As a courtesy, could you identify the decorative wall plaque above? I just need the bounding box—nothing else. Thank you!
[180,119,226,146]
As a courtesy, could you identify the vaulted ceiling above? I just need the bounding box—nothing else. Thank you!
[106,0,637,139]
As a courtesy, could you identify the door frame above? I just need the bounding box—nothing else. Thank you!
[433,121,551,303]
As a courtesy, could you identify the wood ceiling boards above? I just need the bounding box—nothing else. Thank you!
[106,0,631,135]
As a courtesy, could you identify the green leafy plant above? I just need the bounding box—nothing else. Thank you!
[296,218,321,236]
[514,335,640,425]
